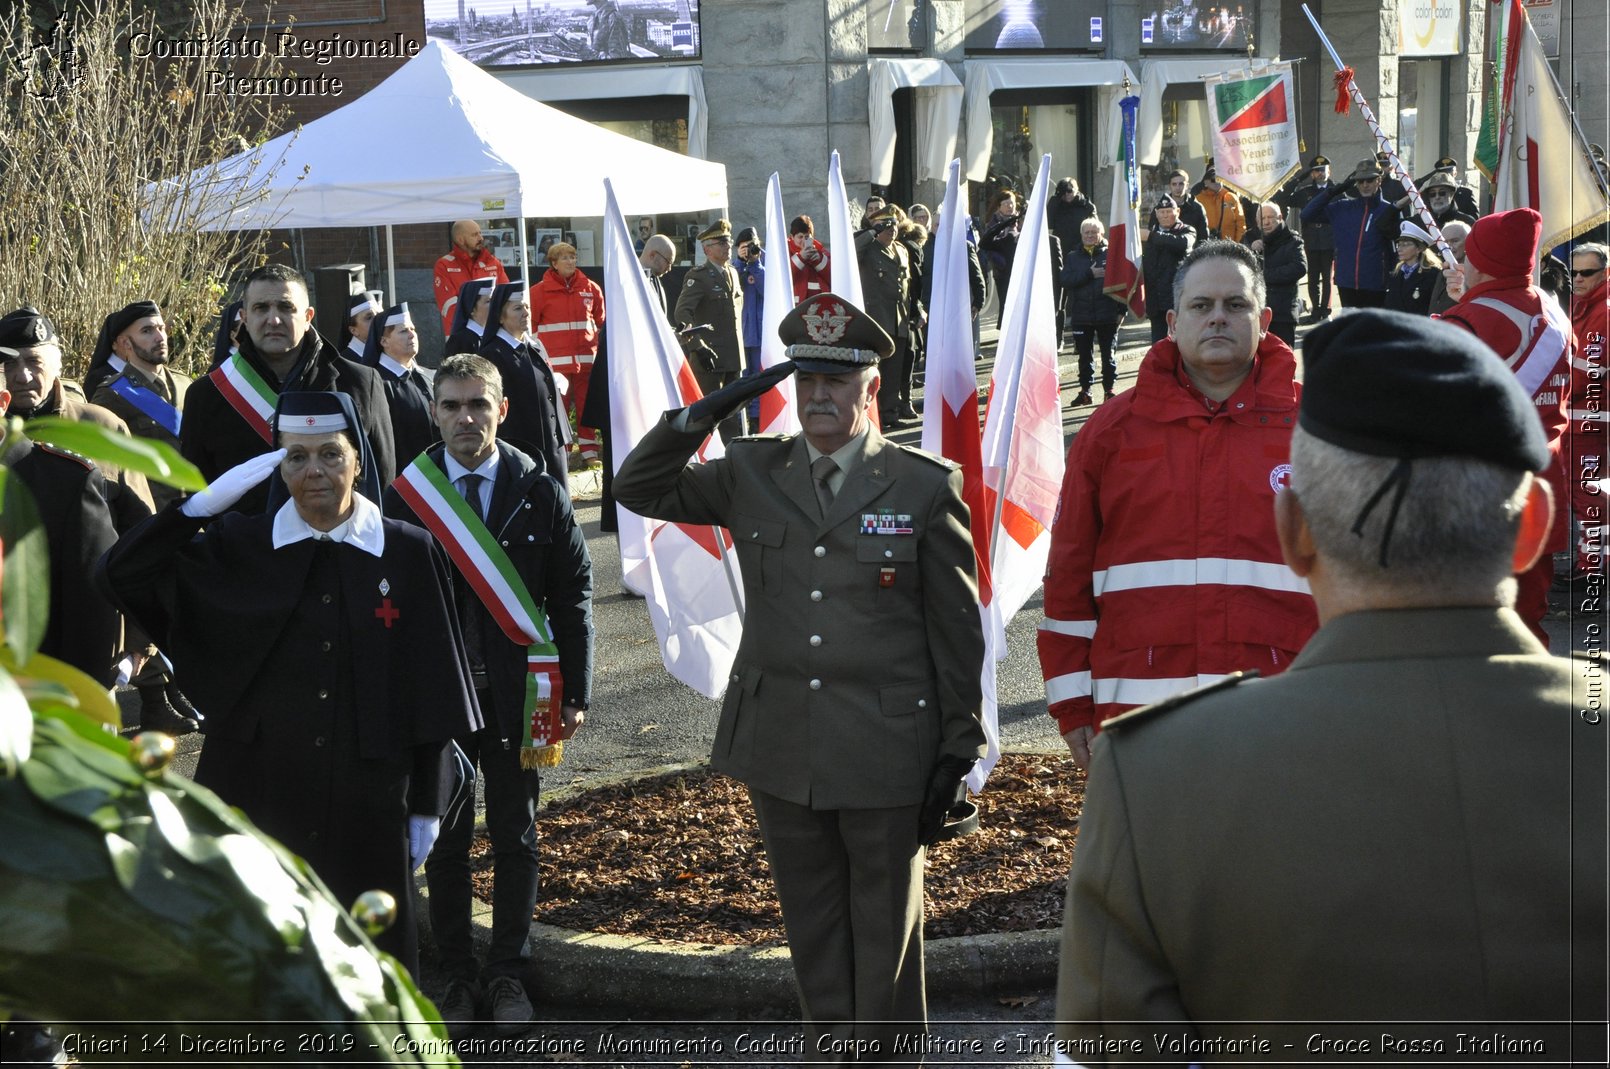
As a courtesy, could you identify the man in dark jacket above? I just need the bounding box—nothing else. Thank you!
[1046,177,1097,258]
[1245,202,1308,344]
[1149,169,1210,242]
[1142,195,1196,342]
[181,263,396,514]
[1278,155,1338,322]
[1301,158,1394,309]
[1062,218,1125,405]
[858,206,913,425]
[386,354,592,1036]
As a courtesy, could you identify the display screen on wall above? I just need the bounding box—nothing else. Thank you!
[1140,4,1256,51]
[1398,0,1464,57]
[964,0,1107,52]
[423,0,701,67]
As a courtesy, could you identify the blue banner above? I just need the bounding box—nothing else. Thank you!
[107,376,182,438]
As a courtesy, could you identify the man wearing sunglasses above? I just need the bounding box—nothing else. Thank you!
[1568,243,1609,584]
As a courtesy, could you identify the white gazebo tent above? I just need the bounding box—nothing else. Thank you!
[156,40,728,296]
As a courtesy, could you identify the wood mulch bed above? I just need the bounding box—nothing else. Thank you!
[469,753,1085,947]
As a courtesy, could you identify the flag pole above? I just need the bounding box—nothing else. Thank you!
[1301,3,1456,268]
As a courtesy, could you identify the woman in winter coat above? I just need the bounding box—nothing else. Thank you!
[1062,218,1126,406]
[979,188,1022,327]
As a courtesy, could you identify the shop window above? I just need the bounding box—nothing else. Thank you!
[982,93,1087,213]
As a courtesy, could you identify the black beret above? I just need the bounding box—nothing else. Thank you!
[778,292,893,373]
[1300,309,1549,473]
[0,306,58,357]
[1155,193,1178,209]
[89,299,161,370]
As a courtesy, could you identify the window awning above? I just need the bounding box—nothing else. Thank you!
[1137,58,1258,166]
[962,58,1138,182]
[494,63,710,160]
[868,57,964,185]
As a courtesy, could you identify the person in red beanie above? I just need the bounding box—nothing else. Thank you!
[1437,208,1573,638]
[1568,243,1609,580]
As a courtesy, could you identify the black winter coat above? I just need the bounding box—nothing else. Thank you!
[1143,223,1196,317]
[1248,224,1308,324]
[1062,242,1124,326]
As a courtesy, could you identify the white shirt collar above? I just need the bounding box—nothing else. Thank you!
[345,336,365,358]
[108,354,127,373]
[378,354,414,379]
[467,320,485,335]
[497,327,525,347]
[272,492,386,557]
[443,447,500,486]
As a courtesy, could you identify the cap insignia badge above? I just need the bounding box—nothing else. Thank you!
[802,302,849,344]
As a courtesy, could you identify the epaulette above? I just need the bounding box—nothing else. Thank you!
[1104,671,1258,734]
[893,443,958,471]
[34,442,94,471]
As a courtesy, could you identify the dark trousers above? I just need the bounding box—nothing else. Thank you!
[1338,285,1386,309]
[426,717,543,985]
[742,345,764,422]
[1070,322,1119,391]
[1149,314,1171,343]
[1269,320,1298,346]
[1306,248,1335,314]
[876,337,911,424]
[692,365,745,442]
[749,788,926,1064]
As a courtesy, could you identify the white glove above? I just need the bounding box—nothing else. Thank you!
[181,448,287,518]
[407,814,441,871]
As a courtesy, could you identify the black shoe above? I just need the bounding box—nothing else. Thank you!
[485,975,532,1036]
[898,403,920,420]
[167,683,203,724]
[438,978,478,1041]
[1101,386,1114,403]
[1070,389,1092,407]
[138,685,197,735]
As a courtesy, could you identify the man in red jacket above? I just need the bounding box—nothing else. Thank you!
[1569,242,1608,581]
[433,220,508,336]
[530,241,605,465]
[1437,208,1573,638]
[1038,241,1318,769]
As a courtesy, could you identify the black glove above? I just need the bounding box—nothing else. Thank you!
[918,754,975,847]
[685,360,795,428]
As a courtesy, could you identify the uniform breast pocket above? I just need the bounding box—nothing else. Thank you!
[856,535,918,612]
[734,512,785,594]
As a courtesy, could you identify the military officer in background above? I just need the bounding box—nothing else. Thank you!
[673,219,745,442]
[1055,309,1607,1060]
[616,293,987,1063]
[856,205,912,427]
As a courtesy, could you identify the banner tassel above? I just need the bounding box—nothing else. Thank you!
[522,741,563,769]
[1332,67,1354,114]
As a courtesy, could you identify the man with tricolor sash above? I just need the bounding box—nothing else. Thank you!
[181,263,396,517]
[385,353,593,1036]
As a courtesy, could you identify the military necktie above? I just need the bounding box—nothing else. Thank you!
[811,455,837,519]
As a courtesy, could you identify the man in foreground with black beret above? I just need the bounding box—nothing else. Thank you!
[1054,309,1607,1060]
[616,292,986,1062]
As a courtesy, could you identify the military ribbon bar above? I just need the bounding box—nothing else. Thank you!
[392,453,565,767]
[209,352,277,445]
[106,376,183,438]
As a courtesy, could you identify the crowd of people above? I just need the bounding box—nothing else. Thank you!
[0,150,1605,1053]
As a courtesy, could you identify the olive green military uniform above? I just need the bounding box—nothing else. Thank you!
[91,364,191,511]
[1056,606,1608,1059]
[616,414,987,1062]
[673,256,744,439]
[858,238,911,423]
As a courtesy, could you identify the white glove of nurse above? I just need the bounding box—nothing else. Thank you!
[180,448,288,518]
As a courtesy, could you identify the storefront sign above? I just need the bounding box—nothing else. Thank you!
[1203,64,1301,201]
[1523,0,1560,59]
[964,0,1106,52]
[1398,0,1464,57]
[424,0,702,67]
[1143,4,1255,52]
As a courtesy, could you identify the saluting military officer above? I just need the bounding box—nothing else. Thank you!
[1055,309,1608,1060]
[855,206,912,427]
[616,293,987,1064]
[673,218,745,441]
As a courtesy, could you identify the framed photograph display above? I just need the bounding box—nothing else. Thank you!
[424,0,702,68]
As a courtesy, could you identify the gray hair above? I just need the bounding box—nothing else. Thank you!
[1173,239,1266,311]
[1289,427,1531,604]
[1573,242,1609,269]
[436,353,504,404]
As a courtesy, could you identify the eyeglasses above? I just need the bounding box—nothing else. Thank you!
[1572,268,1605,278]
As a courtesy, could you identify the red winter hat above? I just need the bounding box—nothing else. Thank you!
[1464,207,1541,279]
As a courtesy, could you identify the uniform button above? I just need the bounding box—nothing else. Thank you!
[917,699,928,709]
[810,590,823,602]
[814,546,826,557]
[1235,402,1245,409]
[321,641,332,652]
[318,689,329,700]
[884,548,893,558]
[314,736,326,747]
[809,679,822,690]
[524,502,532,509]
[731,673,739,681]
[501,540,509,547]
[751,531,759,539]
[527,535,535,542]
[321,593,333,604]
[810,635,822,647]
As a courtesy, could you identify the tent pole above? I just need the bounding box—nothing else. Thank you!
[518,215,530,285]
[385,224,397,303]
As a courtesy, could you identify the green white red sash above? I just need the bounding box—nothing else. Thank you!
[392,453,565,768]
[208,351,277,445]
